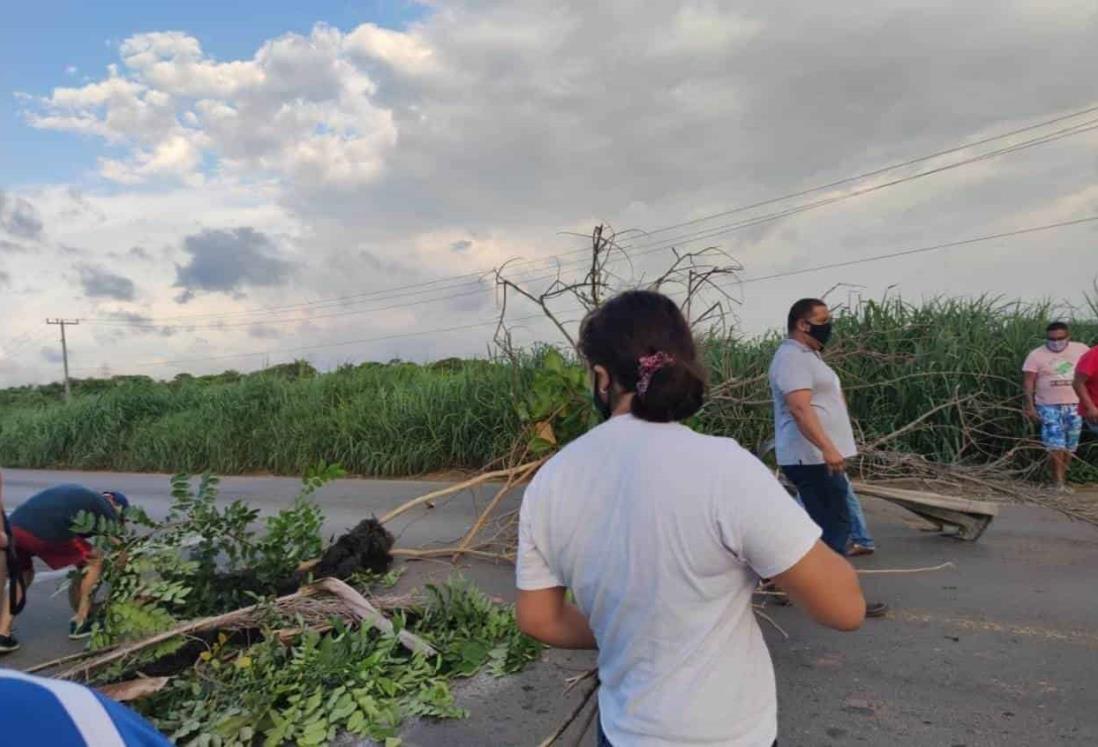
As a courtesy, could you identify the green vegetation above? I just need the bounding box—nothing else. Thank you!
[76,470,542,746]
[2,297,1096,480]
[137,577,540,746]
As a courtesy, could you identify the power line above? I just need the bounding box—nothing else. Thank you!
[78,101,1098,326]
[730,215,1098,287]
[613,117,1098,258]
[78,115,1098,334]
[80,214,1098,374]
[623,102,1098,241]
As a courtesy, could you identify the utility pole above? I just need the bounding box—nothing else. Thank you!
[46,318,80,403]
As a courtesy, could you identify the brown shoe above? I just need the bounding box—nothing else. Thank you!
[847,544,875,557]
[866,602,889,618]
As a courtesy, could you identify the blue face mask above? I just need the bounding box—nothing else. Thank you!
[1046,339,1068,353]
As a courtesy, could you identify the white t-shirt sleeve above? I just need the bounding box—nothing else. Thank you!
[716,449,822,579]
[516,474,565,591]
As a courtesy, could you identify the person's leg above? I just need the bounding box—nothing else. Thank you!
[845,479,874,551]
[73,553,103,624]
[1037,405,1067,486]
[781,465,851,553]
[1059,407,1083,491]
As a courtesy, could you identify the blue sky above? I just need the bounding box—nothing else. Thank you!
[0,0,427,186]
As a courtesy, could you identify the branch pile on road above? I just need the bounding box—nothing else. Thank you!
[50,466,542,746]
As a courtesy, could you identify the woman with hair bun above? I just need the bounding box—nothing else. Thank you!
[516,290,866,746]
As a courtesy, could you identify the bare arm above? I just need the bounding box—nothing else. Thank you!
[772,540,865,631]
[516,588,598,649]
[1076,371,1098,422]
[785,389,845,473]
[1022,372,1041,421]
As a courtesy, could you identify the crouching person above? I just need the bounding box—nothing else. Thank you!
[0,484,130,652]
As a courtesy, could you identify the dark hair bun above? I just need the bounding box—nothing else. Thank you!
[578,290,708,423]
[631,359,705,422]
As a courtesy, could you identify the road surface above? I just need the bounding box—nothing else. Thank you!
[2,469,1097,746]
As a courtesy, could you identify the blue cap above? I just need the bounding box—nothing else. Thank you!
[106,491,130,511]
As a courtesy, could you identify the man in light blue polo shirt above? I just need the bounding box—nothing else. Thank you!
[769,298,886,615]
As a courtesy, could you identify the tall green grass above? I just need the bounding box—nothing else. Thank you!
[0,297,1095,478]
[0,362,523,476]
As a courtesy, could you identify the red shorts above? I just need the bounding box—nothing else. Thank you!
[11,527,94,572]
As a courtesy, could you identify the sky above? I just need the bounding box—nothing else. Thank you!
[1,0,1096,386]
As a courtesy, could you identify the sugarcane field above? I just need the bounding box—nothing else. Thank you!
[2,3,1098,746]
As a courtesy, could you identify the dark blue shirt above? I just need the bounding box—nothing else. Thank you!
[10,484,117,542]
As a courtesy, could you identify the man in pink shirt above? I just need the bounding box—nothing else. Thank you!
[1022,321,1089,491]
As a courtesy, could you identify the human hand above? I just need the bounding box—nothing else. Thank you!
[1023,405,1040,424]
[823,447,846,475]
[0,531,8,551]
[1085,405,1098,424]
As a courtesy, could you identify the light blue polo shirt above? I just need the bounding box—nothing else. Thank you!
[768,338,857,466]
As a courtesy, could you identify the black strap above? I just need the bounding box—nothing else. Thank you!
[3,514,25,616]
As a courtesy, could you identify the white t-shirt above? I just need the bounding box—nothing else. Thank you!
[517,415,821,746]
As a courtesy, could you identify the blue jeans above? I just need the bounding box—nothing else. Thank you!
[780,464,851,554]
[846,481,874,549]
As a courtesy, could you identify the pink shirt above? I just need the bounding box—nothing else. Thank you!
[1022,341,1089,406]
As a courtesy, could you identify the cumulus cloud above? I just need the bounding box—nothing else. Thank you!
[78,264,137,300]
[25,26,398,186]
[0,191,44,240]
[173,226,290,302]
[5,0,1098,388]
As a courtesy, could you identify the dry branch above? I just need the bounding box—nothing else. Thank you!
[58,578,435,682]
[452,456,547,559]
[537,676,600,747]
[97,676,170,702]
[380,461,544,525]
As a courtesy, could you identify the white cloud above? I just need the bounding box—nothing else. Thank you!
[25,25,398,186]
[5,0,1098,386]
[344,23,438,75]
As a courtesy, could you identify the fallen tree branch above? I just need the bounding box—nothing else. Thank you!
[857,561,955,575]
[380,461,544,525]
[863,395,976,451]
[753,608,790,639]
[58,577,436,681]
[23,646,118,675]
[537,676,600,747]
[97,676,170,702]
[392,547,516,563]
[453,456,547,560]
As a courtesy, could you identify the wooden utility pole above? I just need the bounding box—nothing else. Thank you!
[46,318,80,403]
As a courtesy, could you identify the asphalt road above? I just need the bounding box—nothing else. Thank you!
[3,469,1097,746]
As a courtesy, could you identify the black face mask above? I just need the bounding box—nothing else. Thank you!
[807,321,833,347]
[592,379,613,421]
